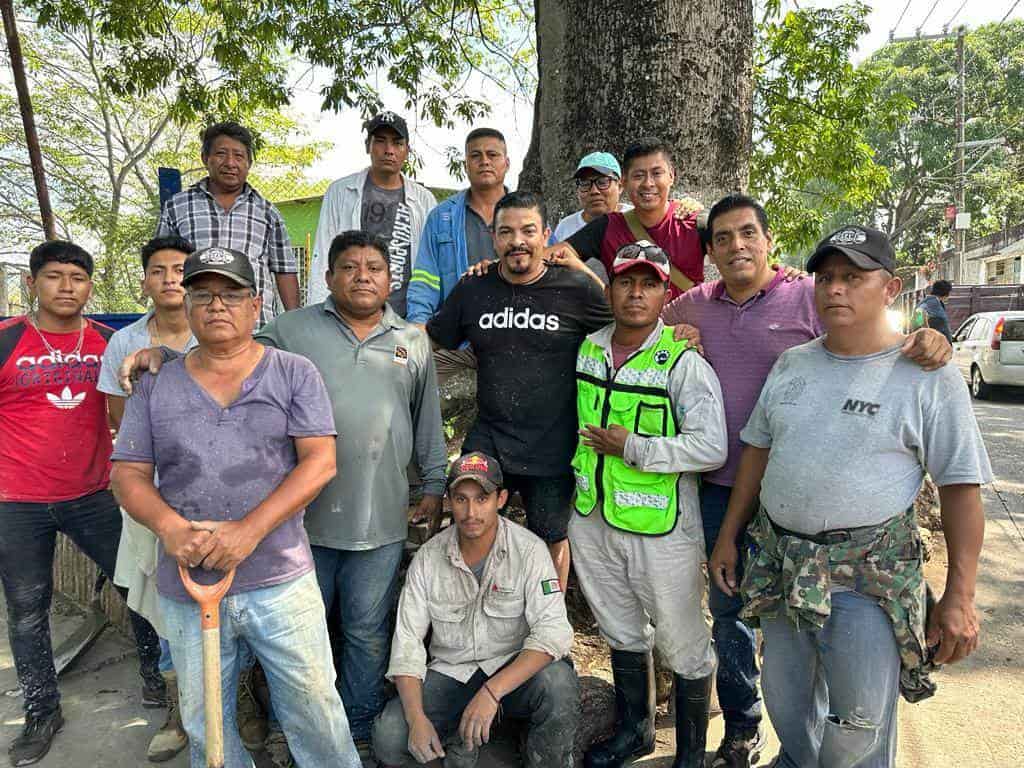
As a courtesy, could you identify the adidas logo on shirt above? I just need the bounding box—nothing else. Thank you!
[478,308,561,331]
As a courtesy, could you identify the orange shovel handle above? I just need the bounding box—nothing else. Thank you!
[178,565,235,629]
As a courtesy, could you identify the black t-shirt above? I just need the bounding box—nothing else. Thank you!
[427,265,612,476]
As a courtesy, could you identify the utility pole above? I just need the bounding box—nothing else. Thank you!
[955,26,966,284]
[0,0,56,241]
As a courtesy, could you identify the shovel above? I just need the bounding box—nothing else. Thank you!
[179,565,235,768]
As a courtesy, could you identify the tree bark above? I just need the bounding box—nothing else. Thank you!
[522,0,754,225]
[1,0,56,240]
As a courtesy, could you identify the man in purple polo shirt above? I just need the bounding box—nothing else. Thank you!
[661,194,952,768]
[110,246,361,768]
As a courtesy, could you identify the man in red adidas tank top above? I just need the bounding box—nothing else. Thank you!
[0,241,162,767]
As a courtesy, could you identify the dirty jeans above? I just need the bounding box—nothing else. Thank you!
[700,482,762,732]
[0,490,162,717]
[761,589,900,768]
[372,660,580,768]
[160,571,360,768]
[312,541,405,742]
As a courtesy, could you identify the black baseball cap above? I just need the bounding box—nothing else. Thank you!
[446,451,503,494]
[363,111,409,141]
[806,226,896,273]
[182,246,255,289]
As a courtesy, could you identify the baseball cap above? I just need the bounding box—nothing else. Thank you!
[182,246,255,289]
[806,226,896,274]
[611,240,671,283]
[446,451,503,494]
[574,151,621,179]
[363,111,409,141]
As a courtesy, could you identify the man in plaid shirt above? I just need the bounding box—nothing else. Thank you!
[157,122,300,326]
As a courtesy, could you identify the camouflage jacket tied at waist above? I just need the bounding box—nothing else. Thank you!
[740,506,936,703]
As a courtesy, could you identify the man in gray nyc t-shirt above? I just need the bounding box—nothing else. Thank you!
[710,226,991,768]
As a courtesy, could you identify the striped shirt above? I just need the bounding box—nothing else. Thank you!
[157,178,295,325]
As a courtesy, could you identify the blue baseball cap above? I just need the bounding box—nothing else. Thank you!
[574,151,621,179]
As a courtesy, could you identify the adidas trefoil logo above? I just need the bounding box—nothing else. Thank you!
[47,386,86,411]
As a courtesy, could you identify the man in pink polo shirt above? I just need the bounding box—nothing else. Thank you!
[661,194,952,768]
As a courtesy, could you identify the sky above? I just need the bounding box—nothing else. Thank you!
[289,0,1024,191]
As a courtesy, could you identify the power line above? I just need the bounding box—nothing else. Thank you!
[893,0,915,34]
[945,1,968,28]
[917,0,943,33]
[1002,0,1022,23]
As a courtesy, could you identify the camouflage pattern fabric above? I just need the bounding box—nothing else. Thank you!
[740,506,937,703]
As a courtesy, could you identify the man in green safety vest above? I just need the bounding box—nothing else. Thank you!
[569,241,729,768]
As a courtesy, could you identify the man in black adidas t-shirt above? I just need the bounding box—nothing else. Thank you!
[427,191,611,588]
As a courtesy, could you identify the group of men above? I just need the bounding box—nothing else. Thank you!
[0,110,992,768]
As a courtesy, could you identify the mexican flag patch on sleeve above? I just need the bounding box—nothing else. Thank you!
[541,578,561,595]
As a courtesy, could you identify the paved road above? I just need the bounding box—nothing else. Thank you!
[1,388,1021,767]
[897,387,1024,768]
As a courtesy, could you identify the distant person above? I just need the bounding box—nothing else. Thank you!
[915,279,953,342]
[307,111,438,315]
[157,121,299,325]
[0,241,162,767]
[373,452,578,768]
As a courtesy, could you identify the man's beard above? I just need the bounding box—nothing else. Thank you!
[503,247,534,273]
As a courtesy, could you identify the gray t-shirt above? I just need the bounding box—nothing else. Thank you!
[464,205,496,267]
[362,179,413,317]
[112,347,337,600]
[741,337,993,535]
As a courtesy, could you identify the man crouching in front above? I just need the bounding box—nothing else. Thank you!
[373,452,580,767]
[111,246,361,768]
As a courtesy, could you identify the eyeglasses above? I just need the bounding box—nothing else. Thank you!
[186,288,253,307]
[575,176,615,192]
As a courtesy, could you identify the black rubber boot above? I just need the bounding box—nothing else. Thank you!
[671,673,713,768]
[584,650,656,768]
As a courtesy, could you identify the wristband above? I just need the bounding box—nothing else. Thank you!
[482,681,500,705]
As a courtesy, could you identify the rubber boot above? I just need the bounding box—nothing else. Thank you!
[671,673,712,768]
[584,650,656,768]
[147,672,188,762]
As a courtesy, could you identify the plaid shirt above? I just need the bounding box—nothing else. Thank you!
[157,178,296,325]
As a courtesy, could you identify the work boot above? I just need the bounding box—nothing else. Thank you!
[147,672,188,763]
[671,673,713,768]
[584,650,656,768]
[264,729,294,768]
[8,708,64,767]
[709,724,766,768]
[237,667,268,750]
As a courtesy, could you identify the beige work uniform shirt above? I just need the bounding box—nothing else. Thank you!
[386,517,574,683]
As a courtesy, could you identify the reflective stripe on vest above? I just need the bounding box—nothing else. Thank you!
[571,327,690,535]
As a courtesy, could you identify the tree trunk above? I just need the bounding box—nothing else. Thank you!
[522,0,754,225]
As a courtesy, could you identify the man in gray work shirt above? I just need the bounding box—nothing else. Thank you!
[256,230,447,755]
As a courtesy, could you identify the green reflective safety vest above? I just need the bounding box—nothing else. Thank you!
[571,327,691,535]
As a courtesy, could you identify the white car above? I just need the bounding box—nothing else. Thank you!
[951,310,1024,399]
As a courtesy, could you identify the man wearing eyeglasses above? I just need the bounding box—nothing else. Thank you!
[111,246,362,768]
[570,241,727,768]
[552,153,633,285]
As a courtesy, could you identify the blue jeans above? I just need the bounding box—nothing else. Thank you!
[0,490,162,717]
[160,571,360,768]
[762,589,900,768]
[699,482,761,731]
[312,541,404,742]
